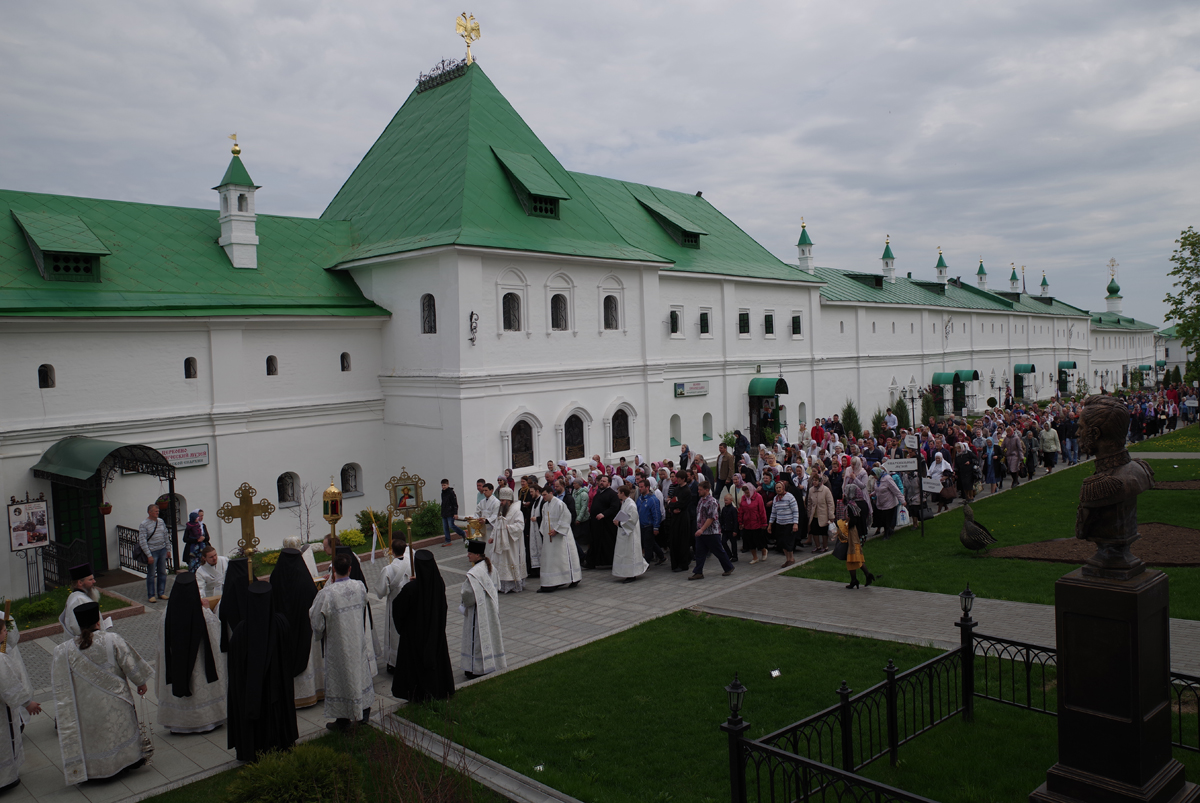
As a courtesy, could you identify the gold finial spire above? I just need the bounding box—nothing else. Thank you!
[456,12,481,64]
[885,234,890,244]
[228,133,240,156]
[800,217,806,228]
[938,246,943,254]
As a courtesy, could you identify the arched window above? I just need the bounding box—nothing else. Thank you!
[421,294,437,334]
[277,472,298,505]
[669,414,681,447]
[565,414,585,459]
[502,292,521,332]
[237,194,248,212]
[266,355,278,376]
[702,412,713,442]
[510,420,534,468]
[603,295,619,330]
[184,357,198,379]
[612,408,630,452]
[221,195,229,214]
[341,463,361,496]
[551,294,569,331]
[340,352,351,372]
[38,364,55,389]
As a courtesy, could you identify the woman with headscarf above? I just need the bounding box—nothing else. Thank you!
[805,473,836,553]
[736,480,768,564]
[392,551,455,702]
[182,510,209,572]
[954,442,977,501]
[870,466,902,540]
[217,557,251,653]
[156,572,225,733]
[928,452,954,513]
[983,437,1001,494]
[837,484,879,589]
[226,582,297,761]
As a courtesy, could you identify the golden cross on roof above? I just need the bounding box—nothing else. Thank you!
[456,12,481,64]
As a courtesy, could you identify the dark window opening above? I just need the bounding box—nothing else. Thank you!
[421,294,437,333]
[530,196,559,218]
[791,315,802,336]
[551,294,569,331]
[700,311,710,335]
[277,473,297,504]
[565,414,585,460]
[184,357,198,379]
[612,409,630,452]
[738,312,750,335]
[764,314,774,335]
[502,293,522,331]
[603,295,619,330]
[670,310,680,334]
[266,355,278,376]
[38,364,55,389]
[340,352,351,372]
[511,420,533,468]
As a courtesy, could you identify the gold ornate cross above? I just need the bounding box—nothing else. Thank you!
[216,482,275,580]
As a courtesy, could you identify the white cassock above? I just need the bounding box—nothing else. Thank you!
[612,496,648,579]
[477,495,500,558]
[58,591,95,638]
[528,498,544,570]
[154,607,226,733]
[493,503,527,593]
[374,553,412,670]
[538,496,582,587]
[51,631,152,785]
[460,561,506,675]
[195,556,229,598]
[0,624,34,788]
[309,579,378,721]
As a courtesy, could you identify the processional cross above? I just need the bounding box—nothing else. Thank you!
[216,483,275,581]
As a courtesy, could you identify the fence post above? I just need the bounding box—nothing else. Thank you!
[955,611,976,722]
[720,716,750,803]
[837,680,854,773]
[885,659,899,765]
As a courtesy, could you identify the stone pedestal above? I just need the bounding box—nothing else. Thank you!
[1031,568,1197,803]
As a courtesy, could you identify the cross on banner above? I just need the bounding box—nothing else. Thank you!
[216,483,275,577]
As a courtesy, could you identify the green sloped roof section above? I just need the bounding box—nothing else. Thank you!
[1015,363,1036,374]
[491,148,570,199]
[749,377,789,396]
[931,372,956,385]
[0,189,387,317]
[977,260,986,276]
[11,210,112,255]
[881,241,894,260]
[955,369,979,381]
[632,193,708,237]
[935,251,947,269]
[216,155,258,188]
[814,268,1012,310]
[322,64,663,266]
[1160,325,1179,337]
[575,173,816,281]
[797,225,812,246]
[1090,311,1158,331]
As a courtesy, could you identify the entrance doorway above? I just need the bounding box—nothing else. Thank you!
[50,482,107,571]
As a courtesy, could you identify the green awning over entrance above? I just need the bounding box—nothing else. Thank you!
[31,437,175,489]
[1058,361,1077,370]
[931,372,955,385]
[748,376,788,396]
[954,369,980,382]
[1014,363,1036,374]
[1138,364,1152,372]
[1157,360,1167,367]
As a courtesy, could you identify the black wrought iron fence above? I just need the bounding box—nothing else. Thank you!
[741,740,939,803]
[1170,672,1200,753]
[972,632,1057,715]
[42,538,88,589]
[117,525,175,574]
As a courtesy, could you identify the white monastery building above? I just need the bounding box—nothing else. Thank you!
[0,60,1165,589]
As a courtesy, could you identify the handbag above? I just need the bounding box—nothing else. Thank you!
[896,506,912,527]
[832,538,849,560]
[1019,463,1028,478]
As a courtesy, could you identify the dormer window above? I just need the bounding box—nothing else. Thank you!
[492,147,570,220]
[529,196,559,218]
[11,210,110,283]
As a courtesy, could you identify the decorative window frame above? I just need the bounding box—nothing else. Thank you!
[669,305,684,339]
[500,407,543,470]
[790,310,804,340]
[544,272,576,336]
[602,397,637,459]
[698,306,713,339]
[763,309,776,340]
[496,267,531,338]
[738,308,751,339]
[597,275,627,336]
[555,403,593,462]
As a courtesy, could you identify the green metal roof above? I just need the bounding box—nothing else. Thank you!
[931,372,955,385]
[815,269,1017,311]
[0,189,387,318]
[797,224,812,246]
[1015,363,1036,374]
[11,210,112,255]
[1106,277,1121,296]
[955,369,979,381]
[1040,274,1049,287]
[933,370,978,384]
[216,155,258,189]
[491,147,570,200]
[748,376,789,396]
[1138,364,1152,371]
[1090,311,1158,331]
[935,251,947,269]
[1160,325,1179,338]
[976,260,986,276]
[881,241,894,260]
[321,64,664,266]
[1058,361,1077,369]
[633,194,708,237]
[1010,267,1018,281]
[31,437,147,482]
[1156,359,1167,367]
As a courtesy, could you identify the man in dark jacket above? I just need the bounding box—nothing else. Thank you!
[585,476,619,569]
[440,480,465,544]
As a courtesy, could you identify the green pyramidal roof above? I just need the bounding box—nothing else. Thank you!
[1040,274,1049,286]
[881,241,894,260]
[935,251,947,269]
[797,225,812,246]
[976,260,986,276]
[1010,268,1019,281]
[215,155,257,189]
[321,64,664,265]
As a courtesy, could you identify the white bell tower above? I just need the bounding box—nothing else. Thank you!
[881,236,896,283]
[214,138,259,269]
[796,219,814,274]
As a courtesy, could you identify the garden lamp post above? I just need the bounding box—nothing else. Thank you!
[720,674,749,803]
[954,584,976,721]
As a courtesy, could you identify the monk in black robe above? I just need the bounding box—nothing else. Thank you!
[392,550,454,702]
[269,549,319,699]
[227,582,297,761]
[665,472,694,572]
[585,477,620,569]
[217,557,250,653]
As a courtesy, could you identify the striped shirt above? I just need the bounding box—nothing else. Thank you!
[769,492,800,525]
[696,493,720,535]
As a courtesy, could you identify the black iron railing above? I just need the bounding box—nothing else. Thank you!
[741,739,939,803]
[42,539,88,590]
[1170,671,1200,753]
[973,632,1058,715]
[117,525,175,574]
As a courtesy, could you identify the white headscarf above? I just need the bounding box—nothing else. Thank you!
[928,452,947,481]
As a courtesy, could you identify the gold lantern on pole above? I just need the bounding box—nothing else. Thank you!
[323,476,343,543]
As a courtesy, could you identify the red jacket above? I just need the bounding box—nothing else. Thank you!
[738,491,768,530]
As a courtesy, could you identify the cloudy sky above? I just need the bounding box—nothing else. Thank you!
[3,1,1197,326]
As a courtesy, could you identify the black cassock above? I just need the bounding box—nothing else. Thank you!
[391,550,455,702]
[665,484,693,572]
[269,548,318,680]
[585,487,620,568]
[227,581,297,761]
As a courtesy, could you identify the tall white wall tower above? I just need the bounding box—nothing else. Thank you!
[881,236,896,283]
[214,140,260,270]
[796,219,814,273]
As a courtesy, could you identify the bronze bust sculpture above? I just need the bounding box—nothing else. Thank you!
[1075,395,1155,579]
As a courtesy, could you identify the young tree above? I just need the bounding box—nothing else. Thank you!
[870,408,886,438]
[841,399,862,437]
[893,397,911,430]
[1164,226,1200,366]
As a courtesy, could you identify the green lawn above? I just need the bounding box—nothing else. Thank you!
[5,585,127,630]
[1131,423,1200,452]
[788,459,1200,619]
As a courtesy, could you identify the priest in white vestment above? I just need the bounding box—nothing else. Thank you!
[460,540,506,678]
[195,548,229,599]
[476,485,500,559]
[491,488,526,593]
[535,487,582,592]
[612,485,648,581]
[155,573,226,733]
[58,563,104,637]
[1,617,42,792]
[309,553,378,730]
[52,602,152,785]
[374,539,412,672]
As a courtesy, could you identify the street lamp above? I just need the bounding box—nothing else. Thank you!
[959,583,975,617]
[955,584,977,721]
[720,673,750,802]
[725,673,747,722]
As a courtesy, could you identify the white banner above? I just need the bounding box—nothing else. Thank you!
[884,458,918,472]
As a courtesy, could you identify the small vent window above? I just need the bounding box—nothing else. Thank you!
[38,364,55,389]
[184,357,198,379]
[670,310,680,334]
[700,312,710,334]
[764,314,774,335]
[681,232,700,248]
[739,312,750,335]
[45,253,100,283]
[340,352,351,372]
[530,196,559,218]
[421,294,437,333]
[266,355,278,376]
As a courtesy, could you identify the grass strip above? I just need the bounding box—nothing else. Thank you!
[7,585,127,630]
[1130,423,1200,452]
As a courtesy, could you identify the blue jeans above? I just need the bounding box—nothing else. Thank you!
[443,516,465,542]
[1065,437,1078,464]
[693,533,734,576]
[146,547,169,598]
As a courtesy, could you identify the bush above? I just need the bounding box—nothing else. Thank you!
[338,528,366,547]
[920,392,936,424]
[411,501,443,538]
[719,431,737,448]
[870,408,886,438]
[355,508,386,537]
[225,743,360,803]
[986,396,998,409]
[894,397,911,430]
[840,399,862,438]
[257,551,280,567]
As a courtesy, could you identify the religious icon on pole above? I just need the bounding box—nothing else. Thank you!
[216,483,275,580]
[386,469,426,518]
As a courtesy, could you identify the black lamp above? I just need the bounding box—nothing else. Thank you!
[725,673,746,718]
[959,583,975,616]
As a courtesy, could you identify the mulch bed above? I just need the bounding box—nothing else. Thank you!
[990,523,1200,567]
[1155,480,1200,490]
